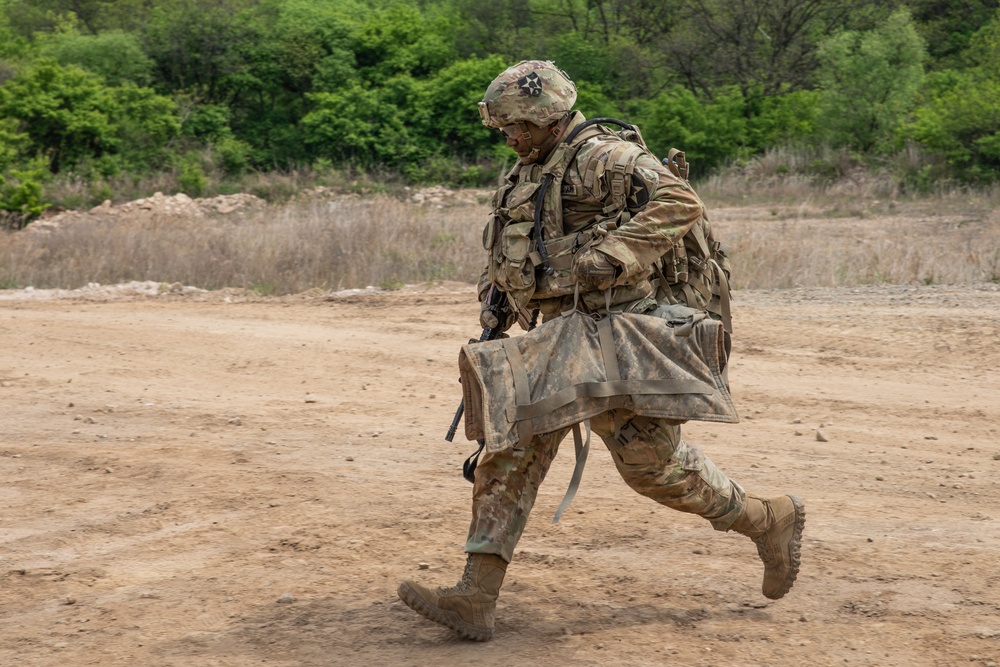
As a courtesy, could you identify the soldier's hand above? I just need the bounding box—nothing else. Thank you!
[573,247,620,290]
[480,299,516,332]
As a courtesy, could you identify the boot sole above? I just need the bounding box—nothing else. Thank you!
[397,582,494,642]
[765,493,806,600]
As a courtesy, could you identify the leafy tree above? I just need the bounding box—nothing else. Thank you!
[0,60,178,173]
[301,82,419,168]
[0,2,28,61]
[633,86,751,171]
[907,0,999,68]
[904,11,1000,180]
[815,9,926,152]
[113,82,182,170]
[0,61,117,172]
[663,0,886,100]
[142,0,261,103]
[412,54,508,160]
[38,30,154,86]
[351,4,457,85]
[447,0,533,56]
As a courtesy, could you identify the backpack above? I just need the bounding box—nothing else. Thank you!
[540,117,734,333]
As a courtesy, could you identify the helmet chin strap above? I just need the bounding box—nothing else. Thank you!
[517,122,542,164]
[517,119,567,164]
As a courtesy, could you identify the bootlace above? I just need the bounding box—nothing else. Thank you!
[440,554,475,594]
[751,535,773,565]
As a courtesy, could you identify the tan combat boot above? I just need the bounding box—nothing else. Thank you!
[730,494,806,600]
[397,553,508,641]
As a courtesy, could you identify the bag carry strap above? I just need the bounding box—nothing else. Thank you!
[553,421,591,524]
[462,438,486,484]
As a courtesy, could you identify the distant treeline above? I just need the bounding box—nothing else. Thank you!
[1,0,999,224]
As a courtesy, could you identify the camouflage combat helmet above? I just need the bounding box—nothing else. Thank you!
[479,60,577,129]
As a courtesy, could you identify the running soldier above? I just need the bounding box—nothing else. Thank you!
[398,60,805,641]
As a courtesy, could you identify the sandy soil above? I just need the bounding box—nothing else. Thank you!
[2,280,999,667]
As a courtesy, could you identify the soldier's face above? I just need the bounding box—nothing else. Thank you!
[500,122,551,160]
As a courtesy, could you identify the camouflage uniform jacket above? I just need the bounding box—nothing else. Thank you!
[482,111,708,320]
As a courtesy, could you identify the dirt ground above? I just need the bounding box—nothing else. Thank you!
[2,280,999,667]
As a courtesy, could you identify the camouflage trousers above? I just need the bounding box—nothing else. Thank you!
[465,410,745,562]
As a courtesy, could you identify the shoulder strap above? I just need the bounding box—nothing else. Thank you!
[533,118,645,275]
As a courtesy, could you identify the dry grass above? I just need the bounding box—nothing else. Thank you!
[715,208,1000,289]
[0,195,487,294]
[1,183,998,294]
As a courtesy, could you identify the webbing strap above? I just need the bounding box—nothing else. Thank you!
[710,258,733,334]
[506,378,713,421]
[553,421,591,524]
[597,317,620,380]
[502,338,535,444]
[596,316,627,412]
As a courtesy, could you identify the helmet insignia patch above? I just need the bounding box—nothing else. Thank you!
[517,72,543,97]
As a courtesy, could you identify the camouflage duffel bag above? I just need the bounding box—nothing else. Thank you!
[458,307,739,452]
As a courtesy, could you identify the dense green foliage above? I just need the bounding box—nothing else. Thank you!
[1,0,999,221]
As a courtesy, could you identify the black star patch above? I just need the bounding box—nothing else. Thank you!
[517,72,543,97]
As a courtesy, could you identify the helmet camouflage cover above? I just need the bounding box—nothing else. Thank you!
[479,60,577,129]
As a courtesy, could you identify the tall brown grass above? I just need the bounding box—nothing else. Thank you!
[1,181,998,294]
[0,195,487,293]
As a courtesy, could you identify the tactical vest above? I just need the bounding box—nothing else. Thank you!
[485,117,732,331]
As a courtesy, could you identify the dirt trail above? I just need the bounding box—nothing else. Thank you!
[1,281,999,667]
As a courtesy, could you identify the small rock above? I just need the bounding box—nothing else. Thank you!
[276,593,296,604]
[418,562,430,570]
[227,417,242,425]
[925,435,938,441]
[304,395,318,403]
[345,456,354,462]
[816,429,828,442]
[62,595,77,605]
[993,452,1000,461]
[875,476,884,481]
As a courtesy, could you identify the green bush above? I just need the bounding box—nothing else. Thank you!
[0,60,179,174]
[0,158,48,229]
[905,69,1000,181]
[900,9,1000,181]
[215,137,253,176]
[178,154,208,197]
